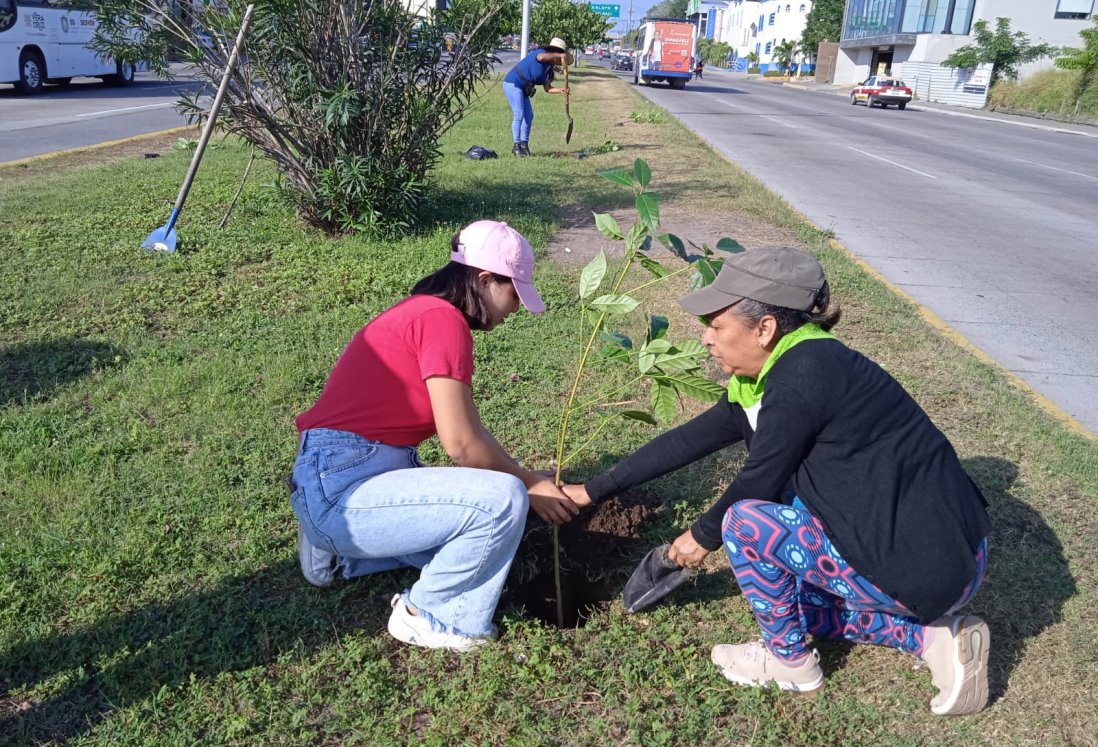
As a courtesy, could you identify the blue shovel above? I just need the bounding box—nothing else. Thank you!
[143,4,255,252]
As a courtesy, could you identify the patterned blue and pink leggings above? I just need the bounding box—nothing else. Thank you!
[722,499,988,663]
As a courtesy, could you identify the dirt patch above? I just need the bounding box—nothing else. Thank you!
[504,490,662,628]
[545,204,799,268]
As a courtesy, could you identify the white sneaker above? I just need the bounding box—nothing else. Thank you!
[711,641,825,692]
[298,526,337,588]
[921,615,990,716]
[386,595,494,652]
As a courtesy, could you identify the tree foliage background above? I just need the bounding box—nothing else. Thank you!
[941,17,1057,86]
[799,0,843,53]
[530,0,613,50]
[1055,16,1098,100]
[644,0,689,21]
[93,0,507,236]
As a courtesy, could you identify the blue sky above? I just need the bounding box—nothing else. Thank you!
[599,1,661,36]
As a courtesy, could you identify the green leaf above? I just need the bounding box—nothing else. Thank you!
[658,373,725,401]
[598,168,634,187]
[654,351,707,371]
[586,309,603,327]
[657,233,687,260]
[651,379,677,422]
[579,249,608,299]
[638,255,669,279]
[620,409,657,425]
[642,338,673,353]
[589,294,641,315]
[600,345,630,362]
[598,331,633,349]
[635,192,659,231]
[674,339,707,357]
[634,158,651,187]
[716,237,746,254]
[690,257,724,290]
[638,351,656,374]
[625,221,648,252]
[648,315,669,341]
[593,213,624,241]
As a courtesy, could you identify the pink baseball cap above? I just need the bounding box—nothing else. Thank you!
[452,220,546,314]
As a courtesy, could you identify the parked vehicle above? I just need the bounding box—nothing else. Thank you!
[851,76,913,110]
[611,51,633,71]
[633,19,696,90]
[0,0,137,93]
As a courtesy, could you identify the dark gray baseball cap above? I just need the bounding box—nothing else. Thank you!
[680,246,826,317]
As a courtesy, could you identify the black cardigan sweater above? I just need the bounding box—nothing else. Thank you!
[586,338,991,622]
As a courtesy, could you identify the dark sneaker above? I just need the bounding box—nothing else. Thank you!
[922,615,990,715]
[298,525,337,587]
[518,141,532,157]
[711,641,825,692]
[512,142,526,157]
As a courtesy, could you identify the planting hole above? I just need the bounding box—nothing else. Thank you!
[504,491,662,628]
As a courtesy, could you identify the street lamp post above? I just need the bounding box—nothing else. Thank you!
[521,0,531,56]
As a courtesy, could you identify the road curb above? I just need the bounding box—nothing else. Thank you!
[820,237,1096,442]
[0,125,195,169]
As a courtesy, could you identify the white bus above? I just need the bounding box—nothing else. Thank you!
[0,0,135,93]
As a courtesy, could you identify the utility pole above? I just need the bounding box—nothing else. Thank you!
[521,0,530,56]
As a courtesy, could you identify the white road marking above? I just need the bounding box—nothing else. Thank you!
[1017,159,1098,182]
[846,146,938,179]
[710,96,797,128]
[761,114,797,129]
[78,103,173,117]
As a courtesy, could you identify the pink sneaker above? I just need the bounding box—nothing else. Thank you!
[921,615,990,715]
[711,641,825,692]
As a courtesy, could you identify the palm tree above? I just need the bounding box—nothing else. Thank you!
[745,50,759,70]
[772,39,796,76]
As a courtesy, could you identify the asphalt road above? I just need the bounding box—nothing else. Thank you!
[0,71,201,163]
[615,66,1098,435]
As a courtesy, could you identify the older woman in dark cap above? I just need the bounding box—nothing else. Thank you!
[564,247,992,715]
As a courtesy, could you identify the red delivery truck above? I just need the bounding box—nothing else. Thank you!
[633,19,697,90]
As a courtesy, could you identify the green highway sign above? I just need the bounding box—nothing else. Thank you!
[589,3,621,17]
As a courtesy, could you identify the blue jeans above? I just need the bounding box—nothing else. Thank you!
[291,428,529,637]
[503,80,533,143]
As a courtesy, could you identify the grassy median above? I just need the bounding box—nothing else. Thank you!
[1,67,1095,746]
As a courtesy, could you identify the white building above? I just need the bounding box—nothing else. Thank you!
[835,1,1095,106]
[719,0,814,72]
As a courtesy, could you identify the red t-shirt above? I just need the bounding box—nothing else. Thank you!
[295,295,474,446]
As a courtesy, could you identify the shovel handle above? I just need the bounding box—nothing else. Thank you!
[563,57,570,118]
[172,4,256,215]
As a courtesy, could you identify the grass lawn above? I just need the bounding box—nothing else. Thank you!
[1,67,1096,746]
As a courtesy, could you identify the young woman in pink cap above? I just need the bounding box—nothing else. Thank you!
[290,221,579,651]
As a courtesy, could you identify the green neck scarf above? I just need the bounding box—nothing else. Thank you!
[726,323,835,408]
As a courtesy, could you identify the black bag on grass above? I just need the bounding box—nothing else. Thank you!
[465,145,498,160]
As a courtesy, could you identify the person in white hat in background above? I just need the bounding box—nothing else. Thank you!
[290,221,581,652]
[502,37,572,157]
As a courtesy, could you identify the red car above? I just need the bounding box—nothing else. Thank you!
[851,76,913,110]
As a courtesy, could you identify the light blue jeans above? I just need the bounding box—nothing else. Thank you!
[503,80,534,143]
[291,428,529,637]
